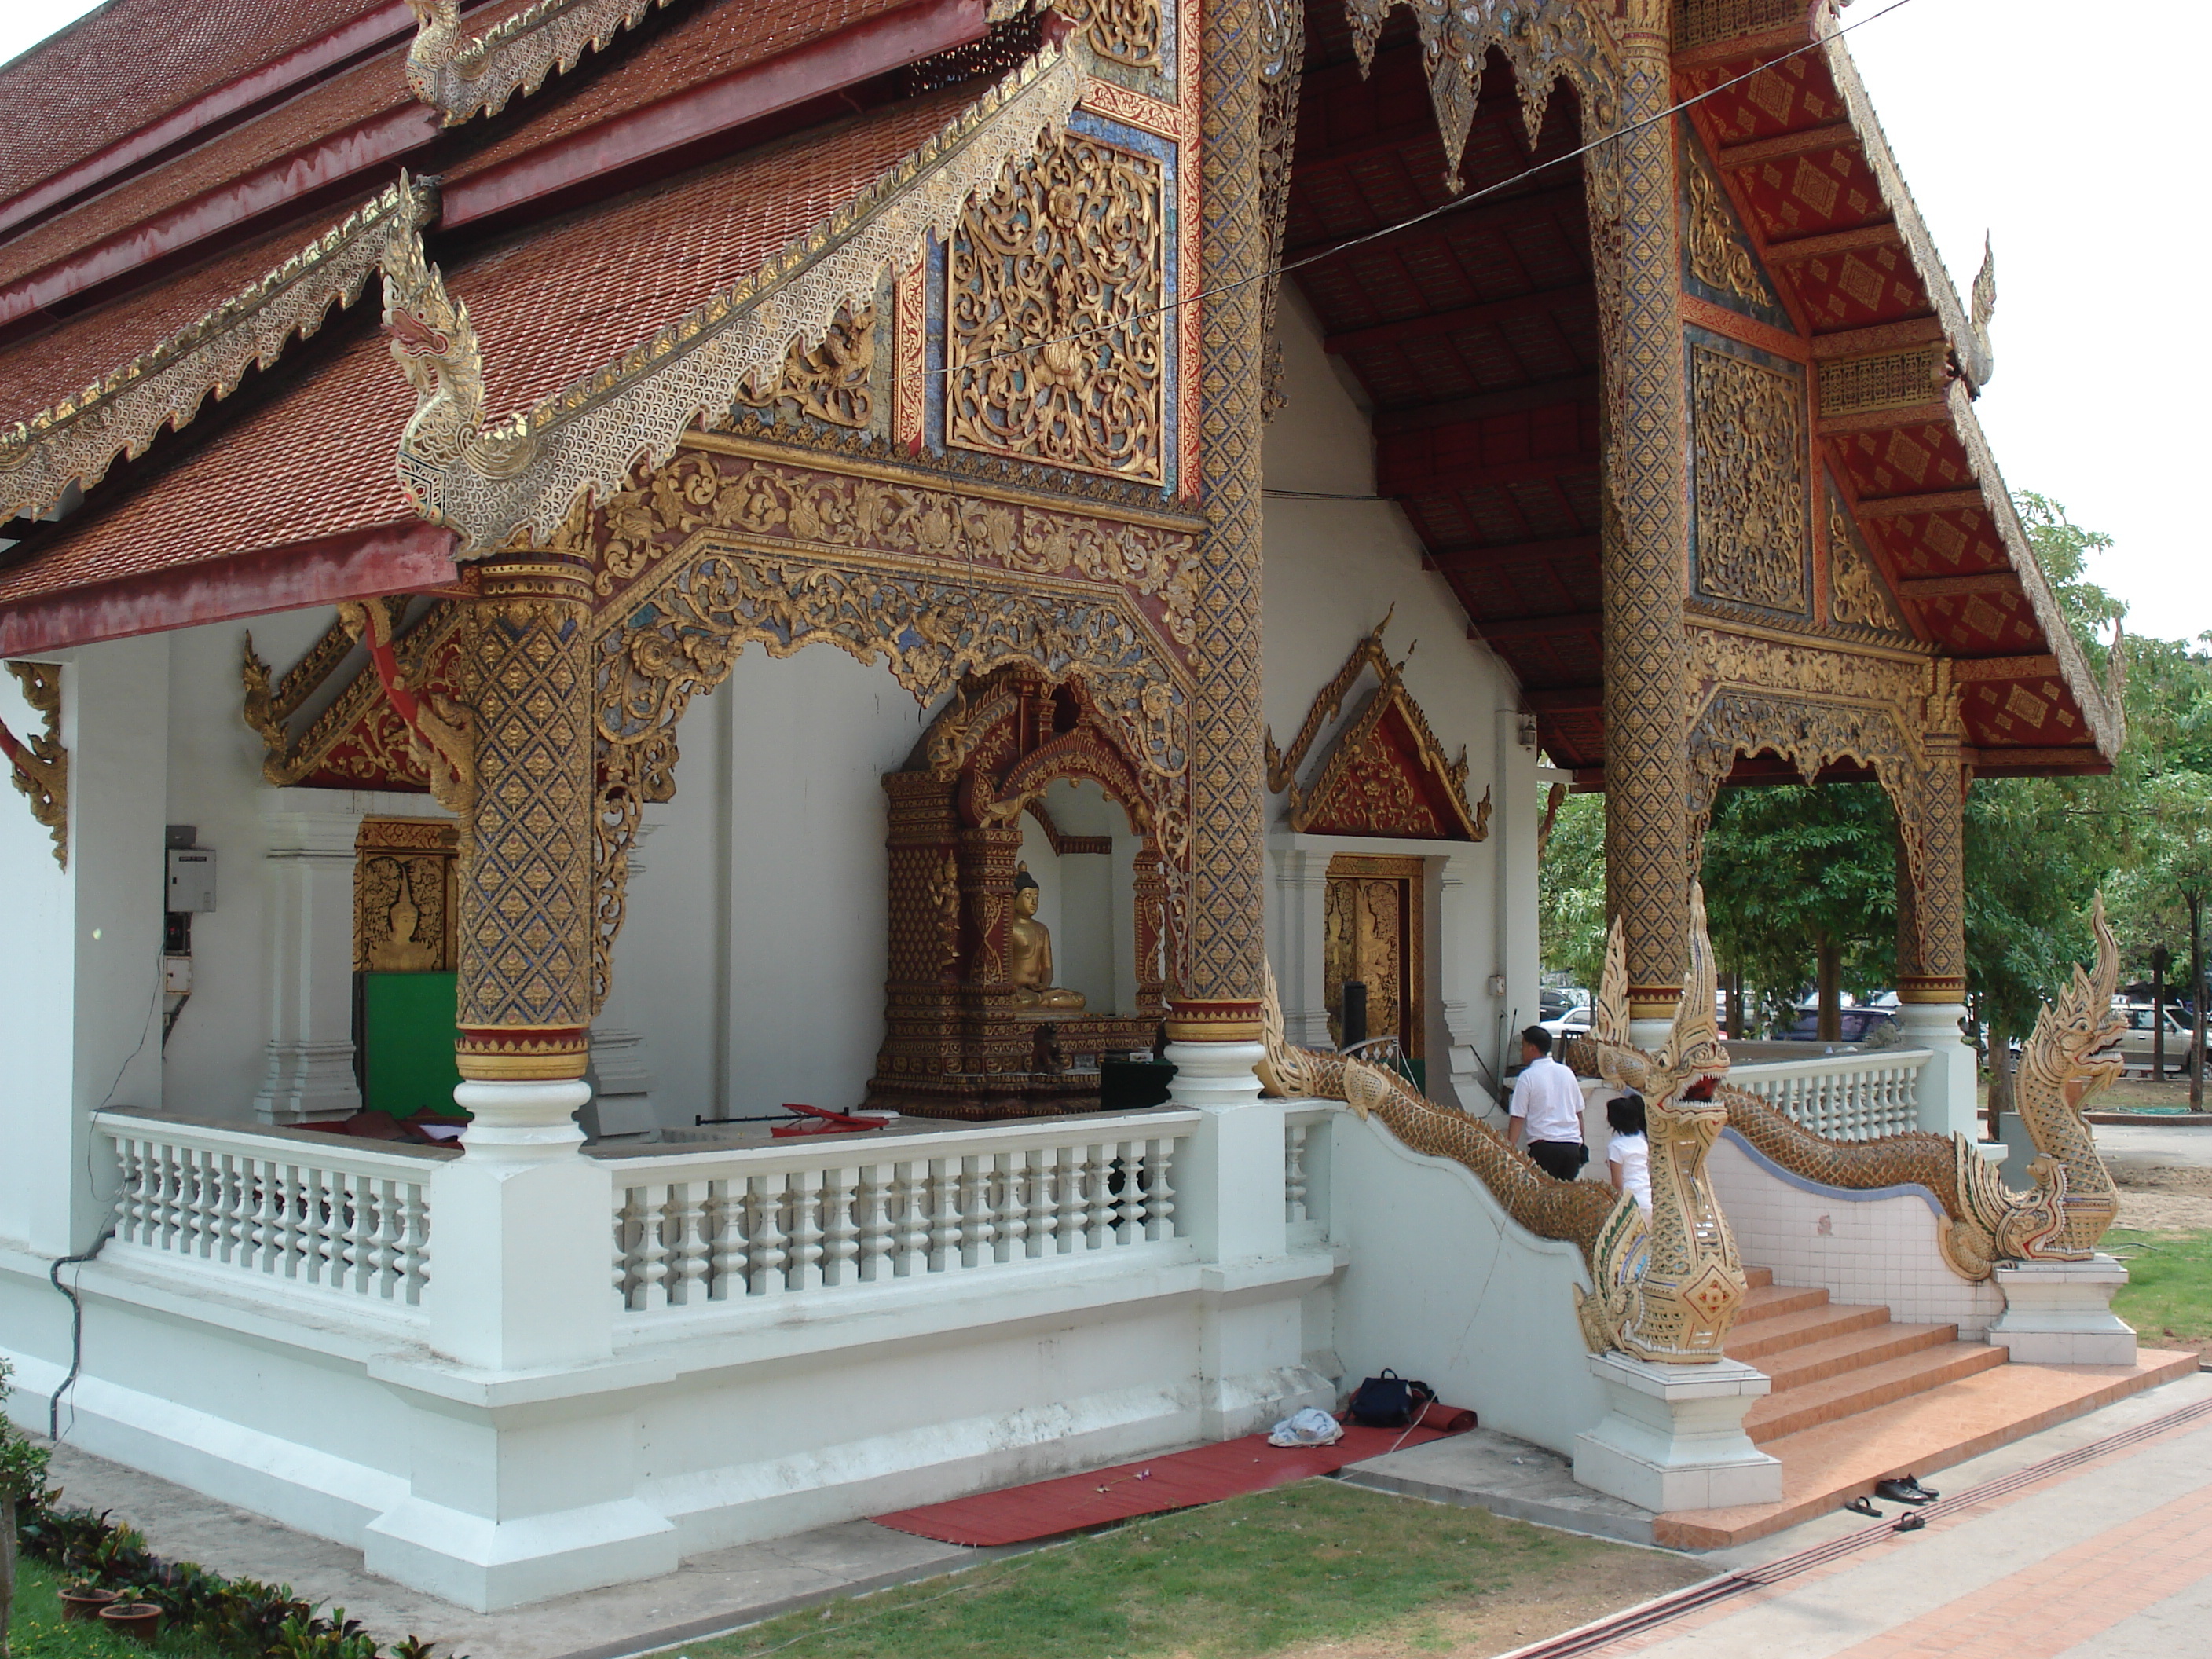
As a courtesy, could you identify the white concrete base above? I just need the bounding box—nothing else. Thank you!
[1894,1002,1978,1138]
[1573,1352,1782,1513]
[1990,1254,2137,1366]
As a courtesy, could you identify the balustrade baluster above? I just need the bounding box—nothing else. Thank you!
[790,1169,827,1292]
[957,1155,988,1269]
[855,1165,893,1283]
[1285,1123,1309,1224]
[753,1174,792,1295]
[892,1162,929,1277]
[1146,1138,1177,1240]
[987,1152,1020,1265]
[822,1166,861,1287]
[670,1180,711,1305]
[397,1181,429,1303]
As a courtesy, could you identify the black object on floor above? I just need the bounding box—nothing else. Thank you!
[1844,1496,1883,1518]
[1896,1512,1927,1532]
[1875,1478,1934,1507]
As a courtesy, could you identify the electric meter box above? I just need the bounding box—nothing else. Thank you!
[167,848,217,912]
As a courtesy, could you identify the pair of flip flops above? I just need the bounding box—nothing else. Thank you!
[1844,1474,1940,1518]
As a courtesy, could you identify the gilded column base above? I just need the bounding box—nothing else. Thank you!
[1165,998,1264,1045]
[458,1026,592,1082]
[1897,976,1968,1005]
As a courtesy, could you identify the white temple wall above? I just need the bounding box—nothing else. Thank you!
[620,646,936,1126]
[1258,284,1540,1108]
[158,613,332,1120]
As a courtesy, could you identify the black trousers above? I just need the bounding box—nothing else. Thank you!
[1527,1140,1589,1181]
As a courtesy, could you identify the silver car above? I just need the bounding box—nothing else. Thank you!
[2115,1004,2203,1074]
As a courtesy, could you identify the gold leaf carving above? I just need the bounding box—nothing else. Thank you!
[1690,345,1807,613]
[1826,493,1909,635]
[733,306,877,429]
[1053,0,1163,68]
[948,131,1165,482]
[2,662,68,868]
[1686,161,1765,306]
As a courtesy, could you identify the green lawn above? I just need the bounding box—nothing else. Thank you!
[2107,1228,2212,1344]
[4,1555,225,1659]
[689,1480,1701,1659]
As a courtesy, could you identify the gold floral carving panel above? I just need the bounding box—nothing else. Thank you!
[1826,490,1910,637]
[4,661,67,868]
[947,132,1165,483]
[1324,854,1424,1057]
[1690,343,1808,615]
[1686,160,1766,309]
[354,818,458,973]
[731,304,877,430]
[1054,0,1163,68]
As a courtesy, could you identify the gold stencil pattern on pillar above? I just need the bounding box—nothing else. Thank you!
[456,559,595,1075]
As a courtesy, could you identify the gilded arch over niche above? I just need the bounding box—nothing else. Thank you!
[869,662,1180,1119]
[573,457,1196,1013]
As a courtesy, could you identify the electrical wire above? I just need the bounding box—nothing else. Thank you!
[890,0,1924,395]
[47,938,163,1442]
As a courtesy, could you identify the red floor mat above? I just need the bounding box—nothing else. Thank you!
[872,1424,1448,1546]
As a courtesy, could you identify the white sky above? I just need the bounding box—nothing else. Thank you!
[2,0,2204,639]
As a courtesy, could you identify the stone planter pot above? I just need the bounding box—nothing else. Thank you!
[97,1602,163,1642]
[58,1587,118,1621]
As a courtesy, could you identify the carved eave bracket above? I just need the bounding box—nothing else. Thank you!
[0,179,436,526]
[1268,615,1489,840]
[2,662,67,868]
[1340,0,1621,190]
[405,0,684,125]
[378,36,1091,557]
[244,599,469,796]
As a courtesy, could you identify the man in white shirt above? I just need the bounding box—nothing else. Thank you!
[1509,1025,1588,1181]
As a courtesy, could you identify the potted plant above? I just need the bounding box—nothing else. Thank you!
[0,1358,53,1659]
[97,1584,163,1643]
[56,1577,118,1622]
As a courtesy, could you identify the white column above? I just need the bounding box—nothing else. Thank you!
[1433,848,1485,1111]
[0,637,169,1256]
[1895,1002,1977,1139]
[1493,712,1541,1036]
[1265,839,1331,1049]
[255,789,367,1124]
[425,1079,614,1372]
[588,813,665,1138]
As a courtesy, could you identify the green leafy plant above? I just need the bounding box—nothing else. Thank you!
[0,1358,54,1659]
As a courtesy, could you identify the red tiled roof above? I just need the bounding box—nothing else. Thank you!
[0,43,422,293]
[0,213,331,421]
[0,0,383,211]
[470,87,968,416]
[447,0,924,184]
[0,86,973,611]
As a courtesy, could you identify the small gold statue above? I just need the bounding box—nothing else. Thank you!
[1009,864,1086,1010]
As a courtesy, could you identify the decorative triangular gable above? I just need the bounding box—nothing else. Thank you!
[1266,613,1492,842]
[243,600,465,791]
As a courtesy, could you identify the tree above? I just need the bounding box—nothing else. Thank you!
[1539,789,1608,991]
[2115,773,2212,1108]
[0,1359,53,1659]
[1699,782,1897,1038]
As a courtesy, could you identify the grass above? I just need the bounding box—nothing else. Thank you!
[687,1481,1702,1659]
[5,1555,226,1659]
[2106,1228,2212,1346]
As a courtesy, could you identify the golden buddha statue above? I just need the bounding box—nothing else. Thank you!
[1008,865,1086,1010]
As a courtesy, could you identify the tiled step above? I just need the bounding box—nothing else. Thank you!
[1758,1321,1957,1393]
[1656,1348,2201,1549]
[1724,1300,1891,1364]
[1744,1265,1774,1290]
[1744,1340,2010,1444]
[1735,1281,1831,1325]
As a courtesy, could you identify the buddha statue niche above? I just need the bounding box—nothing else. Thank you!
[1007,864,1086,1011]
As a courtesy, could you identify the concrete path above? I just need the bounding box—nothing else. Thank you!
[2095,1121,2212,1173]
[28,1438,1001,1659]
[1562,1370,2212,1659]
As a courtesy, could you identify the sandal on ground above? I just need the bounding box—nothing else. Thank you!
[1897,1512,1927,1532]
[1875,1478,1934,1507]
[1844,1496,1883,1518]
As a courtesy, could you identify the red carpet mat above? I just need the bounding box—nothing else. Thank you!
[873,1424,1448,1547]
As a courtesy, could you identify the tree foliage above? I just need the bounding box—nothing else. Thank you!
[1536,490,2212,1062]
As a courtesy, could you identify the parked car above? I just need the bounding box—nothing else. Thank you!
[2115,1004,2203,1075]
[1539,987,1588,1021]
[1540,1003,1593,1042]
[1774,1005,1896,1044]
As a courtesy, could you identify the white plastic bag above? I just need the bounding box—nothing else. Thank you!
[1267,1406,1344,1448]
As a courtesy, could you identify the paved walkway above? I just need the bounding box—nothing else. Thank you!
[1569,1371,2212,1659]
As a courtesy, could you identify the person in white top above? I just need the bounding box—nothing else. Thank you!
[1509,1025,1588,1181]
[1606,1091,1651,1214]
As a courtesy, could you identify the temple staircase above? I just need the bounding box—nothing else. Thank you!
[1654,1267,2197,1548]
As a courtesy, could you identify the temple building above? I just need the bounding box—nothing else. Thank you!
[0,0,2169,1614]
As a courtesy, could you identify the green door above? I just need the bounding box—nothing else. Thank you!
[362,972,464,1119]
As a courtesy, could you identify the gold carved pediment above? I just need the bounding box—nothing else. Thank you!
[1267,613,1490,841]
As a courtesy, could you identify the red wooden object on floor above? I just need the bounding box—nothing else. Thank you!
[872,1423,1449,1547]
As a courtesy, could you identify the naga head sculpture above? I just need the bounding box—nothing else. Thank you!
[2021,893,2126,1113]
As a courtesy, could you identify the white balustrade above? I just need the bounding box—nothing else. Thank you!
[97,1110,439,1306]
[1727,1049,1932,1141]
[1284,1104,1334,1242]
[608,1112,1196,1313]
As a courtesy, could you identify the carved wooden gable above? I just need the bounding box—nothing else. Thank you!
[1267,614,1492,842]
[244,599,464,792]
